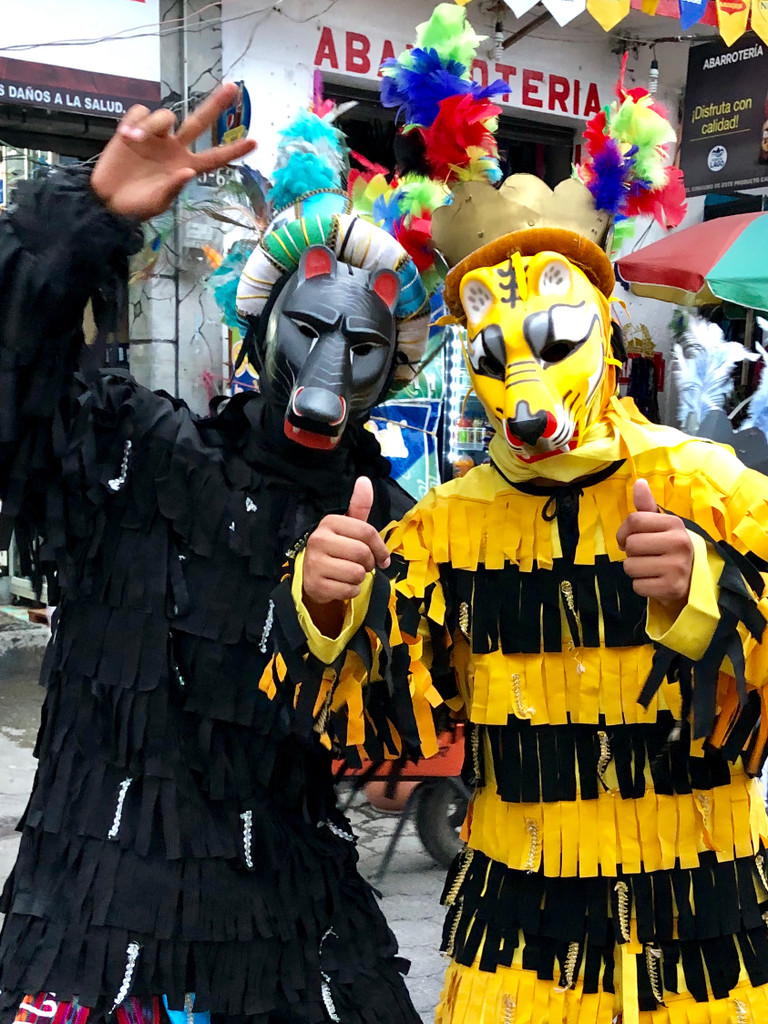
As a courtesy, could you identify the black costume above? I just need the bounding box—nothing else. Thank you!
[0,171,421,1024]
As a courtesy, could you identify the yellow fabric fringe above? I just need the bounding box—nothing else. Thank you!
[466,772,768,877]
[435,954,768,1024]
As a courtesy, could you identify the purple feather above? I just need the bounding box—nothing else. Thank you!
[587,138,638,217]
[381,47,507,127]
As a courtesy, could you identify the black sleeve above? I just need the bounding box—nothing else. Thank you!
[0,167,143,593]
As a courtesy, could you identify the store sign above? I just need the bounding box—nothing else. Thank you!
[313,26,603,120]
[0,0,161,117]
[680,34,768,195]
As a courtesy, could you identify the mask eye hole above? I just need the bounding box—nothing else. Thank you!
[461,279,494,325]
[537,259,571,297]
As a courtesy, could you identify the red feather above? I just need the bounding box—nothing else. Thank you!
[394,215,435,271]
[420,94,500,181]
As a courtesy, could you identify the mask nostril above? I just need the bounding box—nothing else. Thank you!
[506,402,549,446]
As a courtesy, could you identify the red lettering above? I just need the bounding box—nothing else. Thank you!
[378,39,396,77]
[548,75,570,113]
[314,26,339,70]
[472,59,489,88]
[346,32,371,74]
[522,69,544,109]
[583,82,601,117]
[573,78,581,115]
[494,62,517,103]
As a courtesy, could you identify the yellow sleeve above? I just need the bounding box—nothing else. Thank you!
[291,547,374,664]
[645,530,724,662]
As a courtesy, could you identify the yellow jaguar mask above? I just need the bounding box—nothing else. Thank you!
[459,251,618,465]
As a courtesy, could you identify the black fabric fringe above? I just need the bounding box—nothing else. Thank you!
[440,555,648,656]
[480,710,733,804]
[441,846,768,1008]
[0,171,420,1022]
[640,516,768,762]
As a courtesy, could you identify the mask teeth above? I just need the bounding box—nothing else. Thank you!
[614,881,631,942]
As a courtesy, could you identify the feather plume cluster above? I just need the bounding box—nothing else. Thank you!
[742,343,768,438]
[268,110,349,211]
[350,171,449,294]
[574,54,686,240]
[672,315,757,431]
[380,2,507,185]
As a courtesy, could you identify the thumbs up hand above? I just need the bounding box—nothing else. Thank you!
[616,479,694,611]
[302,477,392,608]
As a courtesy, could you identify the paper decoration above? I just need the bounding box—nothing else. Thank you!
[502,0,541,19]
[714,0,750,44]
[541,0,587,26]
[586,0,631,29]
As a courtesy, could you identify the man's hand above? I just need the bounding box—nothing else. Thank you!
[91,83,257,221]
[616,478,694,614]
[303,477,391,609]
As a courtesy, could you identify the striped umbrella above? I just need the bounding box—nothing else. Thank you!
[616,212,768,312]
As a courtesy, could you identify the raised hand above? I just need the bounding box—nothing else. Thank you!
[302,477,391,608]
[91,82,257,221]
[616,478,694,612]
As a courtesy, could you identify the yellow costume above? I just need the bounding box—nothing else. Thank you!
[262,8,768,1019]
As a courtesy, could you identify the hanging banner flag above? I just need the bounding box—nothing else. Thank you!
[586,0,631,28]
[679,0,710,28]
[541,0,588,27]
[752,0,768,42]
[642,0,661,14]
[714,0,750,44]
[502,0,540,19]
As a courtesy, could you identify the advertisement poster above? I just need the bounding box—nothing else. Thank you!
[0,0,161,117]
[680,34,768,195]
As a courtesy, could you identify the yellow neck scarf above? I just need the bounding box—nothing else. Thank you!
[488,396,693,485]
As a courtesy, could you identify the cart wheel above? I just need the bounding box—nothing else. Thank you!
[415,780,468,868]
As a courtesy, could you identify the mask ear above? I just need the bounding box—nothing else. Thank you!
[298,245,337,284]
[370,268,400,313]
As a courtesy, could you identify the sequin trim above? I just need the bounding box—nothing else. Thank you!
[458,602,470,639]
[511,672,534,719]
[756,854,768,894]
[245,497,257,512]
[259,599,275,654]
[502,995,516,1024]
[596,730,612,789]
[110,941,141,1011]
[471,726,481,782]
[240,810,254,869]
[524,818,540,873]
[444,895,464,958]
[645,945,664,1005]
[108,440,132,492]
[107,777,134,840]
[445,847,474,907]
[614,881,631,942]
[733,999,750,1024]
[319,928,340,1023]
[320,819,355,843]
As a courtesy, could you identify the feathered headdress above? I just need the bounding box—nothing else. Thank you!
[380,3,508,186]
[574,53,687,251]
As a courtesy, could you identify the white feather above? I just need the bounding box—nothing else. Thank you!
[742,341,768,439]
[672,316,757,431]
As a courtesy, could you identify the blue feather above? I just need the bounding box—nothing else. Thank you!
[381,47,507,127]
[206,245,253,330]
[268,110,348,209]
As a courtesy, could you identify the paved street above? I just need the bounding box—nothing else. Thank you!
[0,622,447,1023]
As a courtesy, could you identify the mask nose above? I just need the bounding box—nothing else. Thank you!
[292,387,347,426]
[506,401,549,446]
